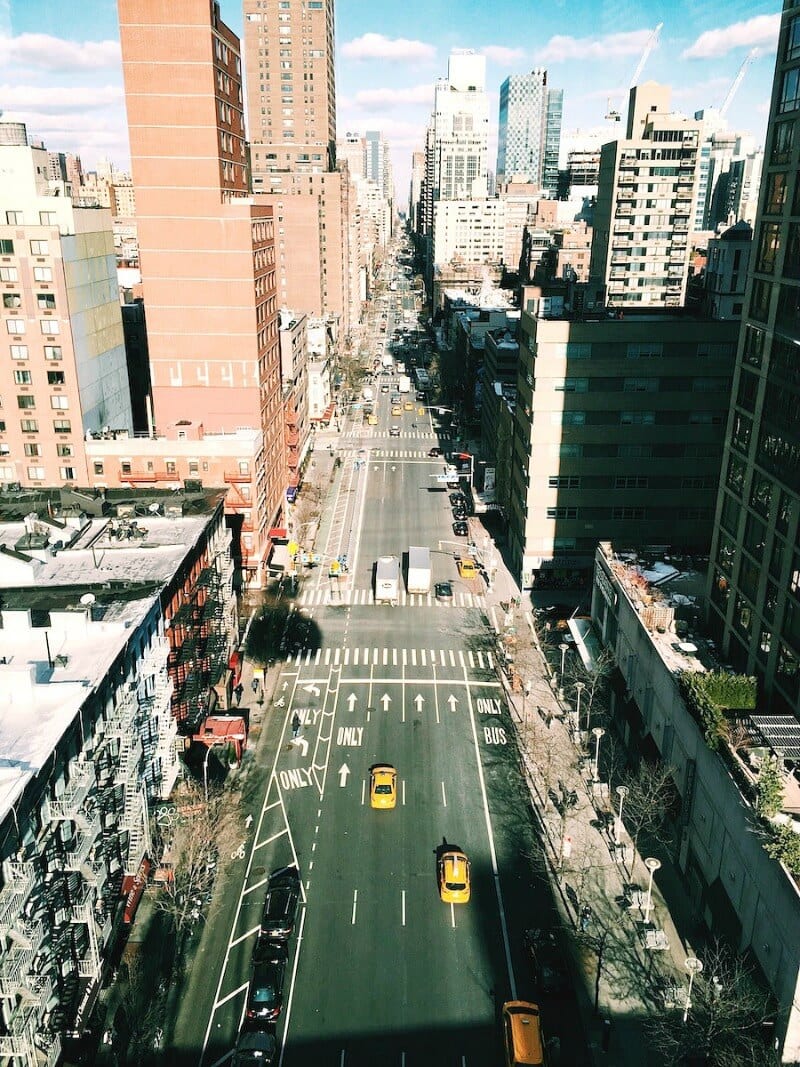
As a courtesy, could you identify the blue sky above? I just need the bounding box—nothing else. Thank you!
[0,0,782,198]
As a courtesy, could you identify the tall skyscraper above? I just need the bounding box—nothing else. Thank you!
[241,0,356,339]
[707,0,800,719]
[243,0,336,177]
[118,0,284,574]
[431,51,489,202]
[496,69,562,195]
[589,82,702,308]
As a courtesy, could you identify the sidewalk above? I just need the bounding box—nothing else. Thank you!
[478,538,697,1065]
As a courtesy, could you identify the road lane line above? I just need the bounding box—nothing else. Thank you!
[421,649,427,667]
[441,781,447,806]
[384,647,389,665]
[458,650,466,668]
[242,876,269,896]
[401,889,406,926]
[402,778,406,806]
[214,981,249,1010]
[351,888,358,925]
[343,648,350,665]
[449,650,456,667]
[449,901,456,928]
[361,777,366,805]
[278,905,307,1067]
[463,666,517,999]
[230,926,260,948]
[488,651,495,669]
[354,648,359,665]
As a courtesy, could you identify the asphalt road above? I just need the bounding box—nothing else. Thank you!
[192,252,588,1067]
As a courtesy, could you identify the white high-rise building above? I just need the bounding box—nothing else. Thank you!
[431,50,489,201]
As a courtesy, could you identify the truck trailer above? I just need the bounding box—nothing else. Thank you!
[406,546,431,594]
[398,375,411,394]
[375,556,400,604]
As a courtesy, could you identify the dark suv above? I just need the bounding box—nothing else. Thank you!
[259,865,300,940]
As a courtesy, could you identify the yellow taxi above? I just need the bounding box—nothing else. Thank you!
[438,848,470,903]
[404,401,414,411]
[367,414,378,425]
[391,405,402,416]
[369,764,397,809]
[501,1001,546,1066]
[457,557,477,579]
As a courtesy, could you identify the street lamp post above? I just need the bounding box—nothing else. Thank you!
[575,681,586,733]
[559,643,569,695]
[683,956,703,1024]
[643,857,662,924]
[203,744,214,804]
[615,785,629,843]
[591,727,605,780]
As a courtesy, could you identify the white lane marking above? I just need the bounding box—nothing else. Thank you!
[214,980,249,1010]
[464,666,517,998]
[354,648,360,665]
[441,780,447,807]
[402,778,406,806]
[383,647,389,665]
[351,888,358,925]
[361,777,366,806]
[230,925,260,948]
[449,650,456,667]
[279,906,307,1067]
[449,901,456,928]
[401,890,406,927]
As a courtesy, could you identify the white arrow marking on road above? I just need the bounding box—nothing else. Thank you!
[291,736,309,756]
[414,694,424,711]
[347,693,357,711]
[381,693,391,711]
[338,763,351,786]
[447,694,459,711]
[303,683,321,696]
[244,814,253,830]
[282,681,289,691]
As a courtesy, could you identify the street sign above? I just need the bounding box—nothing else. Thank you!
[288,540,299,558]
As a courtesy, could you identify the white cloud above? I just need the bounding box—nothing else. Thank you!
[0,83,124,112]
[340,33,436,63]
[535,28,654,64]
[481,45,527,65]
[0,32,120,72]
[682,14,780,60]
[350,84,435,111]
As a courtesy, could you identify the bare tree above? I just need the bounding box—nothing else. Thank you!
[115,955,167,1066]
[619,760,678,877]
[645,941,779,1066]
[562,647,617,732]
[151,783,242,939]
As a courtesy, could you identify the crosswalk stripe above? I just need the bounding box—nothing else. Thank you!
[421,649,427,667]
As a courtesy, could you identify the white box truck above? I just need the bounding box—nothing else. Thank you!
[375,556,400,604]
[398,375,411,394]
[362,386,374,402]
[407,546,431,594]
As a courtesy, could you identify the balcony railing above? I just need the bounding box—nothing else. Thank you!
[0,861,35,938]
[43,764,93,823]
[62,814,101,871]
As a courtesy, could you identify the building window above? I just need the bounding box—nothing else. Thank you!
[17,395,35,409]
[10,345,27,360]
[566,342,591,359]
[756,222,781,274]
[787,14,800,61]
[0,266,17,282]
[40,320,59,336]
[13,370,31,385]
[29,240,48,255]
[612,506,646,519]
[749,278,772,322]
[93,461,104,476]
[742,324,764,367]
[27,466,45,480]
[59,466,75,480]
[23,443,40,457]
[20,419,37,432]
[626,342,662,359]
[5,319,25,334]
[50,395,68,410]
[56,444,72,457]
[555,378,588,392]
[121,461,132,475]
[546,506,578,518]
[623,378,659,392]
[33,266,52,282]
[548,476,580,489]
[47,371,65,385]
[765,171,789,214]
[614,476,648,488]
[2,293,21,309]
[53,419,70,433]
[36,293,56,310]
[44,345,62,361]
[620,411,655,424]
[165,461,177,474]
[39,211,56,226]
[560,411,586,425]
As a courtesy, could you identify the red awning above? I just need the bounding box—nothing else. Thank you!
[268,527,288,540]
[122,857,151,924]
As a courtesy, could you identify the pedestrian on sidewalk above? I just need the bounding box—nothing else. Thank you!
[234,682,244,705]
[292,712,301,738]
[580,904,593,932]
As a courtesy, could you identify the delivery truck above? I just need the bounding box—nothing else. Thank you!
[398,375,411,394]
[375,556,400,604]
[406,546,431,594]
[362,386,374,402]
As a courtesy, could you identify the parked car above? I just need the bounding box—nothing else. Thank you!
[524,927,571,995]
[259,865,300,940]
[435,581,453,601]
[428,447,442,457]
[246,942,288,1024]
[453,521,469,537]
[449,492,465,506]
[233,1030,277,1066]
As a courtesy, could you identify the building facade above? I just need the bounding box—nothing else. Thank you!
[496,69,562,196]
[118,0,284,580]
[706,0,800,720]
[509,310,738,587]
[431,51,489,203]
[0,124,133,489]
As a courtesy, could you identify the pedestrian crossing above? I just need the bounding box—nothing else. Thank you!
[285,645,496,670]
[297,587,485,608]
[345,429,454,440]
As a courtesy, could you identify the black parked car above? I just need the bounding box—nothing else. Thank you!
[260,865,300,940]
[453,521,469,537]
[524,927,571,994]
[246,941,288,1024]
[233,1029,277,1065]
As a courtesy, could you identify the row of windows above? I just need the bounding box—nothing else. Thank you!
[544,505,711,520]
[556,443,720,459]
[0,418,71,435]
[16,394,69,410]
[4,292,55,309]
[553,410,724,426]
[554,376,727,393]
[0,465,76,481]
[8,345,61,361]
[0,439,74,458]
[5,319,59,336]
[0,238,49,256]
[0,266,52,283]
[5,210,57,227]
[533,341,734,361]
[10,370,64,385]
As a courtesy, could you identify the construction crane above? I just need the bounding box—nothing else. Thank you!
[605,22,664,122]
[719,48,758,119]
